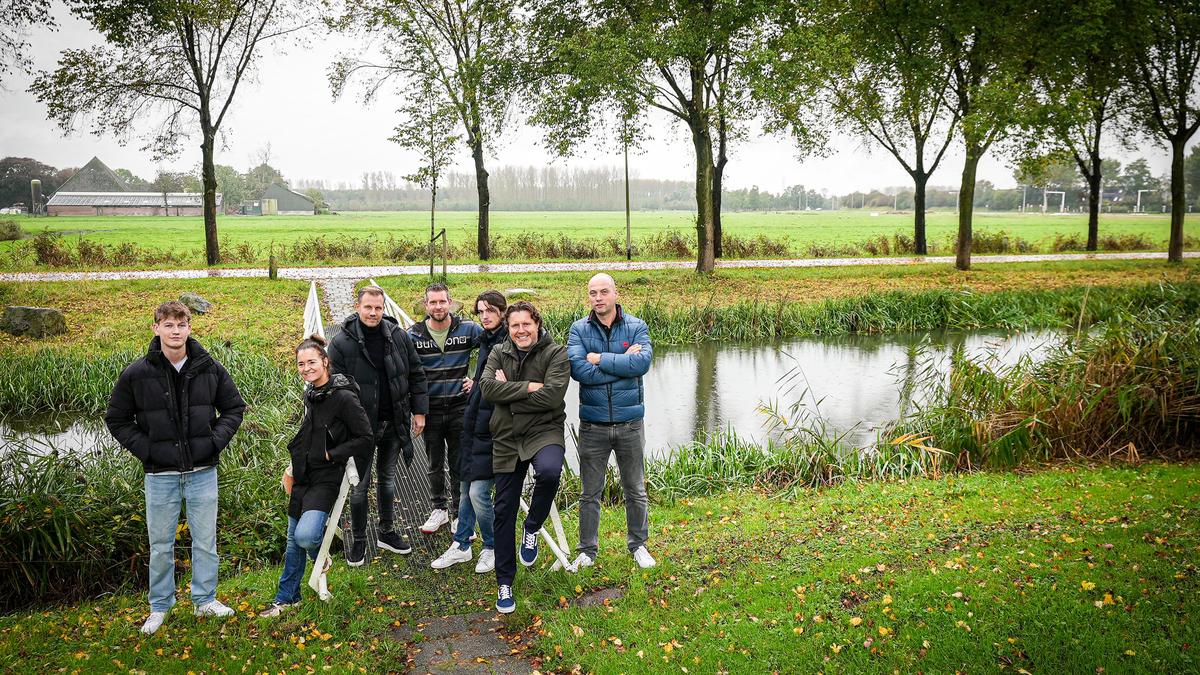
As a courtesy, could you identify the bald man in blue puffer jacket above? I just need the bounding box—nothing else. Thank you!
[566,273,657,570]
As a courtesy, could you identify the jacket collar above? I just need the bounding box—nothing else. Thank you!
[147,336,212,372]
[482,324,508,347]
[498,327,553,358]
[587,304,625,329]
[412,314,461,340]
[342,313,400,342]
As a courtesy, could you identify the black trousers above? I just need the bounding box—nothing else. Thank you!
[424,406,465,512]
[492,444,565,587]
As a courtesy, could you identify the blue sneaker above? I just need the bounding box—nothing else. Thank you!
[518,526,539,567]
[496,584,515,614]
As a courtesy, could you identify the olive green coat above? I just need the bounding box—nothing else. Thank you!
[480,330,569,473]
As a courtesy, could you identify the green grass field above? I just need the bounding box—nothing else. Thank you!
[1,462,1196,673]
[2,209,1195,270]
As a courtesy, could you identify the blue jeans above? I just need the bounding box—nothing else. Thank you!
[274,510,329,605]
[453,479,495,549]
[144,466,219,612]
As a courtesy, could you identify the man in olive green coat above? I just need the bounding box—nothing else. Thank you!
[479,301,569,613]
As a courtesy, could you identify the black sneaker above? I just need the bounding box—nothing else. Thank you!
[377,530,412,555]
[347,539,367,567]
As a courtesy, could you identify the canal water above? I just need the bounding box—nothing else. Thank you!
[1,329,1056,464]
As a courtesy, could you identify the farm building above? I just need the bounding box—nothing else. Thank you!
[46,157,220,216]
[258,183,316,215]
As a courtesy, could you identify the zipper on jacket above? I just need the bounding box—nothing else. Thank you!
[607,383,614,422]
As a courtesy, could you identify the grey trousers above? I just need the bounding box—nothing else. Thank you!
[576,419,649,557]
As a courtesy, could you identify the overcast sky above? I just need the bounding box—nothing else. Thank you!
[2,7,1191,196]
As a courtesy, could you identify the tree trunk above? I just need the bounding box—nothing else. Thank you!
[955,144,981,271]
[691,122,716,273]
[471,138,491,260]
[430,182,437,278]
[912,172,929,255]
[1086,154,1101,251]
[712,116,728,259]
[200,131,220,266]
[1169,136,1186,263]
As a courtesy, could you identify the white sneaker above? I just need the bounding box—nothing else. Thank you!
[632,546,657,569]
[194,599,235,617]
[420,509,450,534]
[430,542,473,569]
[475,548,495,573]
[451,517,459,533]
[140,611,168,635]
[572,552,595,569]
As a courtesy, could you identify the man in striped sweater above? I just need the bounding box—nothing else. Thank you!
[408,283,484,533]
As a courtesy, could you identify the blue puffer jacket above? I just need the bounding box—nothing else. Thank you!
[566,305,652,423]
[458,324,508,481]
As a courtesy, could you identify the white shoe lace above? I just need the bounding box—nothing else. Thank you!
[498,585,513,601]
[522,530,538,549]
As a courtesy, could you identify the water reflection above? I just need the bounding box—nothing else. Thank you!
[563,329,1055,460]
[0,414,113,456]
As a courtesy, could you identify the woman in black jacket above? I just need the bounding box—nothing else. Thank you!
[262,335,373,617]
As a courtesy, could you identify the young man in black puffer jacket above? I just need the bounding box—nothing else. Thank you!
[105,300,246,635]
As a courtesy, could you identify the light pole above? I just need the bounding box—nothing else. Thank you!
[623,118,631,261]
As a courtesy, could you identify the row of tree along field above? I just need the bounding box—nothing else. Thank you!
[8,0,1199,270]
[5,151,1197,217]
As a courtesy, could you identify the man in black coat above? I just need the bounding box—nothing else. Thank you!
[328,285,429,565]
[105,301,246,635]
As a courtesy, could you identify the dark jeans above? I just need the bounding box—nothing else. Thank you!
[577,420,649,557]
[493,444,565,587]
[424,406,464,512]
[350,420,402,538]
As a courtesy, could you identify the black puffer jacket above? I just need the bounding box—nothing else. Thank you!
[328,314,429,432]
[286,374,373,519]
[458,324,508,482]
[105,337,246,474]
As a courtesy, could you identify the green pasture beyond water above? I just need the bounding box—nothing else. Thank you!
[6,209,1194,256]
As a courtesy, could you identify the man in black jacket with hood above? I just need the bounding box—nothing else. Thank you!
[328,285,429,565]
[105,301,246,635]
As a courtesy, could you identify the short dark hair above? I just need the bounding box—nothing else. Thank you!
[357,285,386,303]
[474,289,507,315]
[425,282,450,300]
[154,301,191,324]
[296,333,329,359]
[505,300,541,327]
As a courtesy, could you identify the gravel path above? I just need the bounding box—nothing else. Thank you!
[1,251,1195,284]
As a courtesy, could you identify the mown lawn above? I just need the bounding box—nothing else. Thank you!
[0,278,308,359]
[2,210,1194,269]
[1,462,1196,673]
